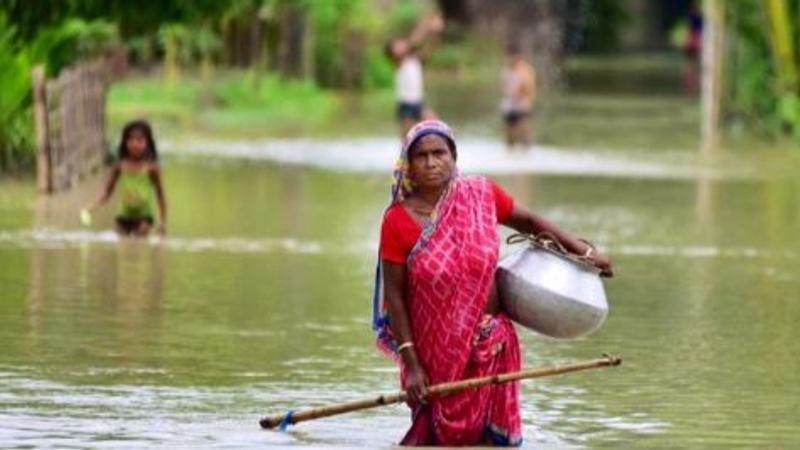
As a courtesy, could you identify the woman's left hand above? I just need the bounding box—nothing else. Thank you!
[592,253,614,278]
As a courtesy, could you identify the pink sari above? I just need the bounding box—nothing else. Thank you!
[376,176,523,446]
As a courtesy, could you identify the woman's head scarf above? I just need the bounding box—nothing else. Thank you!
[392,119,457,203]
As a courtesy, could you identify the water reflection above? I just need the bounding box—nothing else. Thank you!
[27,238,167,382]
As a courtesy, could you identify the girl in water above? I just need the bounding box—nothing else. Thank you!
[85,120,167,237]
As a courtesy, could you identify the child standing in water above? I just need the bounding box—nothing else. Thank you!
[385,13,444,137]
[85,120,167,237]
[501,44,537,148]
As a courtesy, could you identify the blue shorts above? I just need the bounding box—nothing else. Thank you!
[396,102,423,121]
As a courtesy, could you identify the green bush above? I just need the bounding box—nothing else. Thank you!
[580,0,630,53]
[363,46,393,89]
[29,18,119,76]
[427,43,466,69]
[387,0,424,36]
[725,2,800,139]
[0,15,122,172]
[308,0,392,89]
[213,71,335,116]
[0,13,34,172]
[127,35,157,65]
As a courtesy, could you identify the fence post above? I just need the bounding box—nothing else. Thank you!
[32,66,52,194]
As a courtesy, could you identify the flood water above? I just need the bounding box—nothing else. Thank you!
[2,59,800,448]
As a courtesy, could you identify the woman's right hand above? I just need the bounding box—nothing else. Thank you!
[592,252,614,278]
[405,361,429,407]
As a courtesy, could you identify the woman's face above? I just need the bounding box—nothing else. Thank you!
[126,129,149,159]
[408,134,455,191]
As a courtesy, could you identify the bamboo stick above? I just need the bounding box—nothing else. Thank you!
[259,354,621,430]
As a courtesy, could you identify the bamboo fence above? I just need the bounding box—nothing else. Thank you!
[33,49,127,193]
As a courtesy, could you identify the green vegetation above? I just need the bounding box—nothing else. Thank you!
[0,11,120,172]
[0,13,34,171]
[107,71,395,139]
[3,0,799,173]
[28,18,119,76]
[0,0,432,171]
[579,0,631,53]
[308,0,393,89]
[724,0,800,141]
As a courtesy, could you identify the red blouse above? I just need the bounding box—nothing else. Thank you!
[380,180,515,264]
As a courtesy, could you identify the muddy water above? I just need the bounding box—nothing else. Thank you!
[2,146,799,448]
[2,56,799,448]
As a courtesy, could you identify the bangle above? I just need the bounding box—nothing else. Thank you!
[397,342,414,353]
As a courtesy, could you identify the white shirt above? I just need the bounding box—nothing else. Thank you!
[395,57,424,103]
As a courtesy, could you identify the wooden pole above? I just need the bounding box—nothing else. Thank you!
[32,66,52,194]
[701,0,725,156]
[259,354,622,430]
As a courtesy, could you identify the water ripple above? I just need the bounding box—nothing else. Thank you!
[0,229,324,255]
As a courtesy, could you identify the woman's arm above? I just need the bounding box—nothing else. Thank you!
[87,164,121,211]
[382,260,429,404]
[502,204,614,277]
[149,164,168,235]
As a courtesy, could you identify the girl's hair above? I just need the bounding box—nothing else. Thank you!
[118,120,158,161]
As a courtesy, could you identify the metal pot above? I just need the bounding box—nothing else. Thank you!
[496,234,608,339]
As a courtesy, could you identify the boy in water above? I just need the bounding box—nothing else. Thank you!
[501,44,537,148]
[386,13,444,137]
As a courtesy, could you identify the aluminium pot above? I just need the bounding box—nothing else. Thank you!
[496,236,608,339]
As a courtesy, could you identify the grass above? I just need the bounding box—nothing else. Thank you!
[106,36,504,142]
[107,70,396,140]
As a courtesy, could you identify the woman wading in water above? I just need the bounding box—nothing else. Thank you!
[373,120,612,446]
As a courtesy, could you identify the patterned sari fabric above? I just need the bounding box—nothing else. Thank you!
[385,176,523,446]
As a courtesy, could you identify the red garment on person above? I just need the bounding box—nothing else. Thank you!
[376,176,522,446]
[380,180,514,264]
